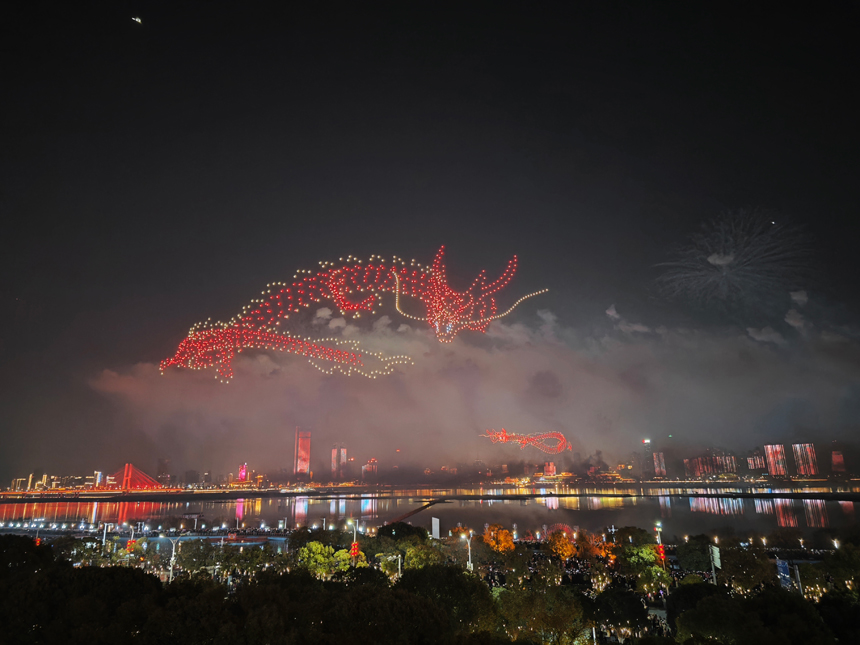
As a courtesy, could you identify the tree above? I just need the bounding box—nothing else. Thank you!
[298,541,340,579]
[404,543,444,569]
[483,524,515,554]
[675,535,712,571]
[677,587,836,645]
[592,588,648,642]
[666,582,727,636]
[378,522,428,542]
[719,546,775,594]
[397,564,497,635]
[616,543,658,576]
[614,526,655,546]
[547,530,575,561]
[499,585,589,644]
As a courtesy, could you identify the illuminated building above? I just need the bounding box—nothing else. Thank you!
[653,452,667,477]
[683,453,736,479]
[832,451,846,473]
[361,458,378,481]
[160,246,546,382]
[157,458,171,486]
[544,462,556,476]
[642,439,653,476]
[331,444,347,480]
[792,443,818,476]
[747,452,766,470]
[294,427,311,479]
[238,463,248,482]
[764,444,787,477]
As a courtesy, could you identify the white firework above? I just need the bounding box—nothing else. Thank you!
[657,209,809,311]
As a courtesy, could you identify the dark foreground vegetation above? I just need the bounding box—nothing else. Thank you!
[1,522,859,644]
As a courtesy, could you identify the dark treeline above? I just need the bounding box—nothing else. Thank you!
[1,521,859,644]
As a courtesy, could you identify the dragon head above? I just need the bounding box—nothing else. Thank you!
[422,246,519,342]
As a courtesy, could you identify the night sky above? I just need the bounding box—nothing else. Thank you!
[2,3,859,481]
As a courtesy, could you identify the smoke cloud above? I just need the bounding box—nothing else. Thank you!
[89,303,860,478]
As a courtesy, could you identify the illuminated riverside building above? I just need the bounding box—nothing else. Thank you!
[331,444,347,480]
[683,453,736,478]
[293,427,311,479]
[238,463,248,482]
[764,444,787,476]
[792,443,818,476]
[653,452,666,477]
[747,453,766,470]
[362,458,378,481]
[832,451,846,473]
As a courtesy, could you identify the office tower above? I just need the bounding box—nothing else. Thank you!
[238,463,248,482]
[747,453,766,470]
[792,443,818,476]
[544,462,557,476]
[653,452,667,477]
[157,458,171,486]
[203,471,212,484]
[361,458,378,481]
[764,444,787,476]
[294,427,311,478]
[832,451,846,473]
[331,444,347,480]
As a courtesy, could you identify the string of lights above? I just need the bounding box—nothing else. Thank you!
[482,428,572,454]
[160,246,546,381]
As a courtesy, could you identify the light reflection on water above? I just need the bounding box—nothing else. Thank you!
[1,487,857,538]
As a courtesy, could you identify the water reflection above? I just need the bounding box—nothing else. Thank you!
[0,488,855,537]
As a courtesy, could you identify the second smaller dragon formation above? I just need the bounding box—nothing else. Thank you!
[482,428,572,454]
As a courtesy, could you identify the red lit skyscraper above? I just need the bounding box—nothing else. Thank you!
[331,444,347,480]
[294,427,311,478]
[832,451,846,473]
[238,463,248,482]
[764,444,787,476]
[653,452,666,477]
[792,443,818,476]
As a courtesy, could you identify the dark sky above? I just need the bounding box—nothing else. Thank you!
[2,2,859,482]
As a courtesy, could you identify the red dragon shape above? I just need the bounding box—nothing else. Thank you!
[161,246,546,381]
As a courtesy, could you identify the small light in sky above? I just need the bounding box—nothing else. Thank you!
[132,17,142,24]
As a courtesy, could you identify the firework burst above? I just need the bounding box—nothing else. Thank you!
[657,209,810,313]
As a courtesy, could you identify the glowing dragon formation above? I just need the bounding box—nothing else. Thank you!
[161,246,547,381]
[482,428,572,454]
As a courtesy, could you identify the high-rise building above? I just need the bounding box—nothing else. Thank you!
[362,458,378,481]
[185,470,200,485]
[157,458,171,486]
[294,427,311,478]
[238,463,248,482]
[544,462,557,476]
[653,452,667,477]
[832,451,846,473]
[764,444,787,477]
[792,443,818,476]
[747,451,766,470]
[331,444,347,480]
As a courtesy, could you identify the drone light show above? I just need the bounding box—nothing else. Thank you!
[482,428,573,454]
[160,246,547,381]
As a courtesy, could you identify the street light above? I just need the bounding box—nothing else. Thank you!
[833,539,839,549]
[461,530,473,571]
[168,537,180,584]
